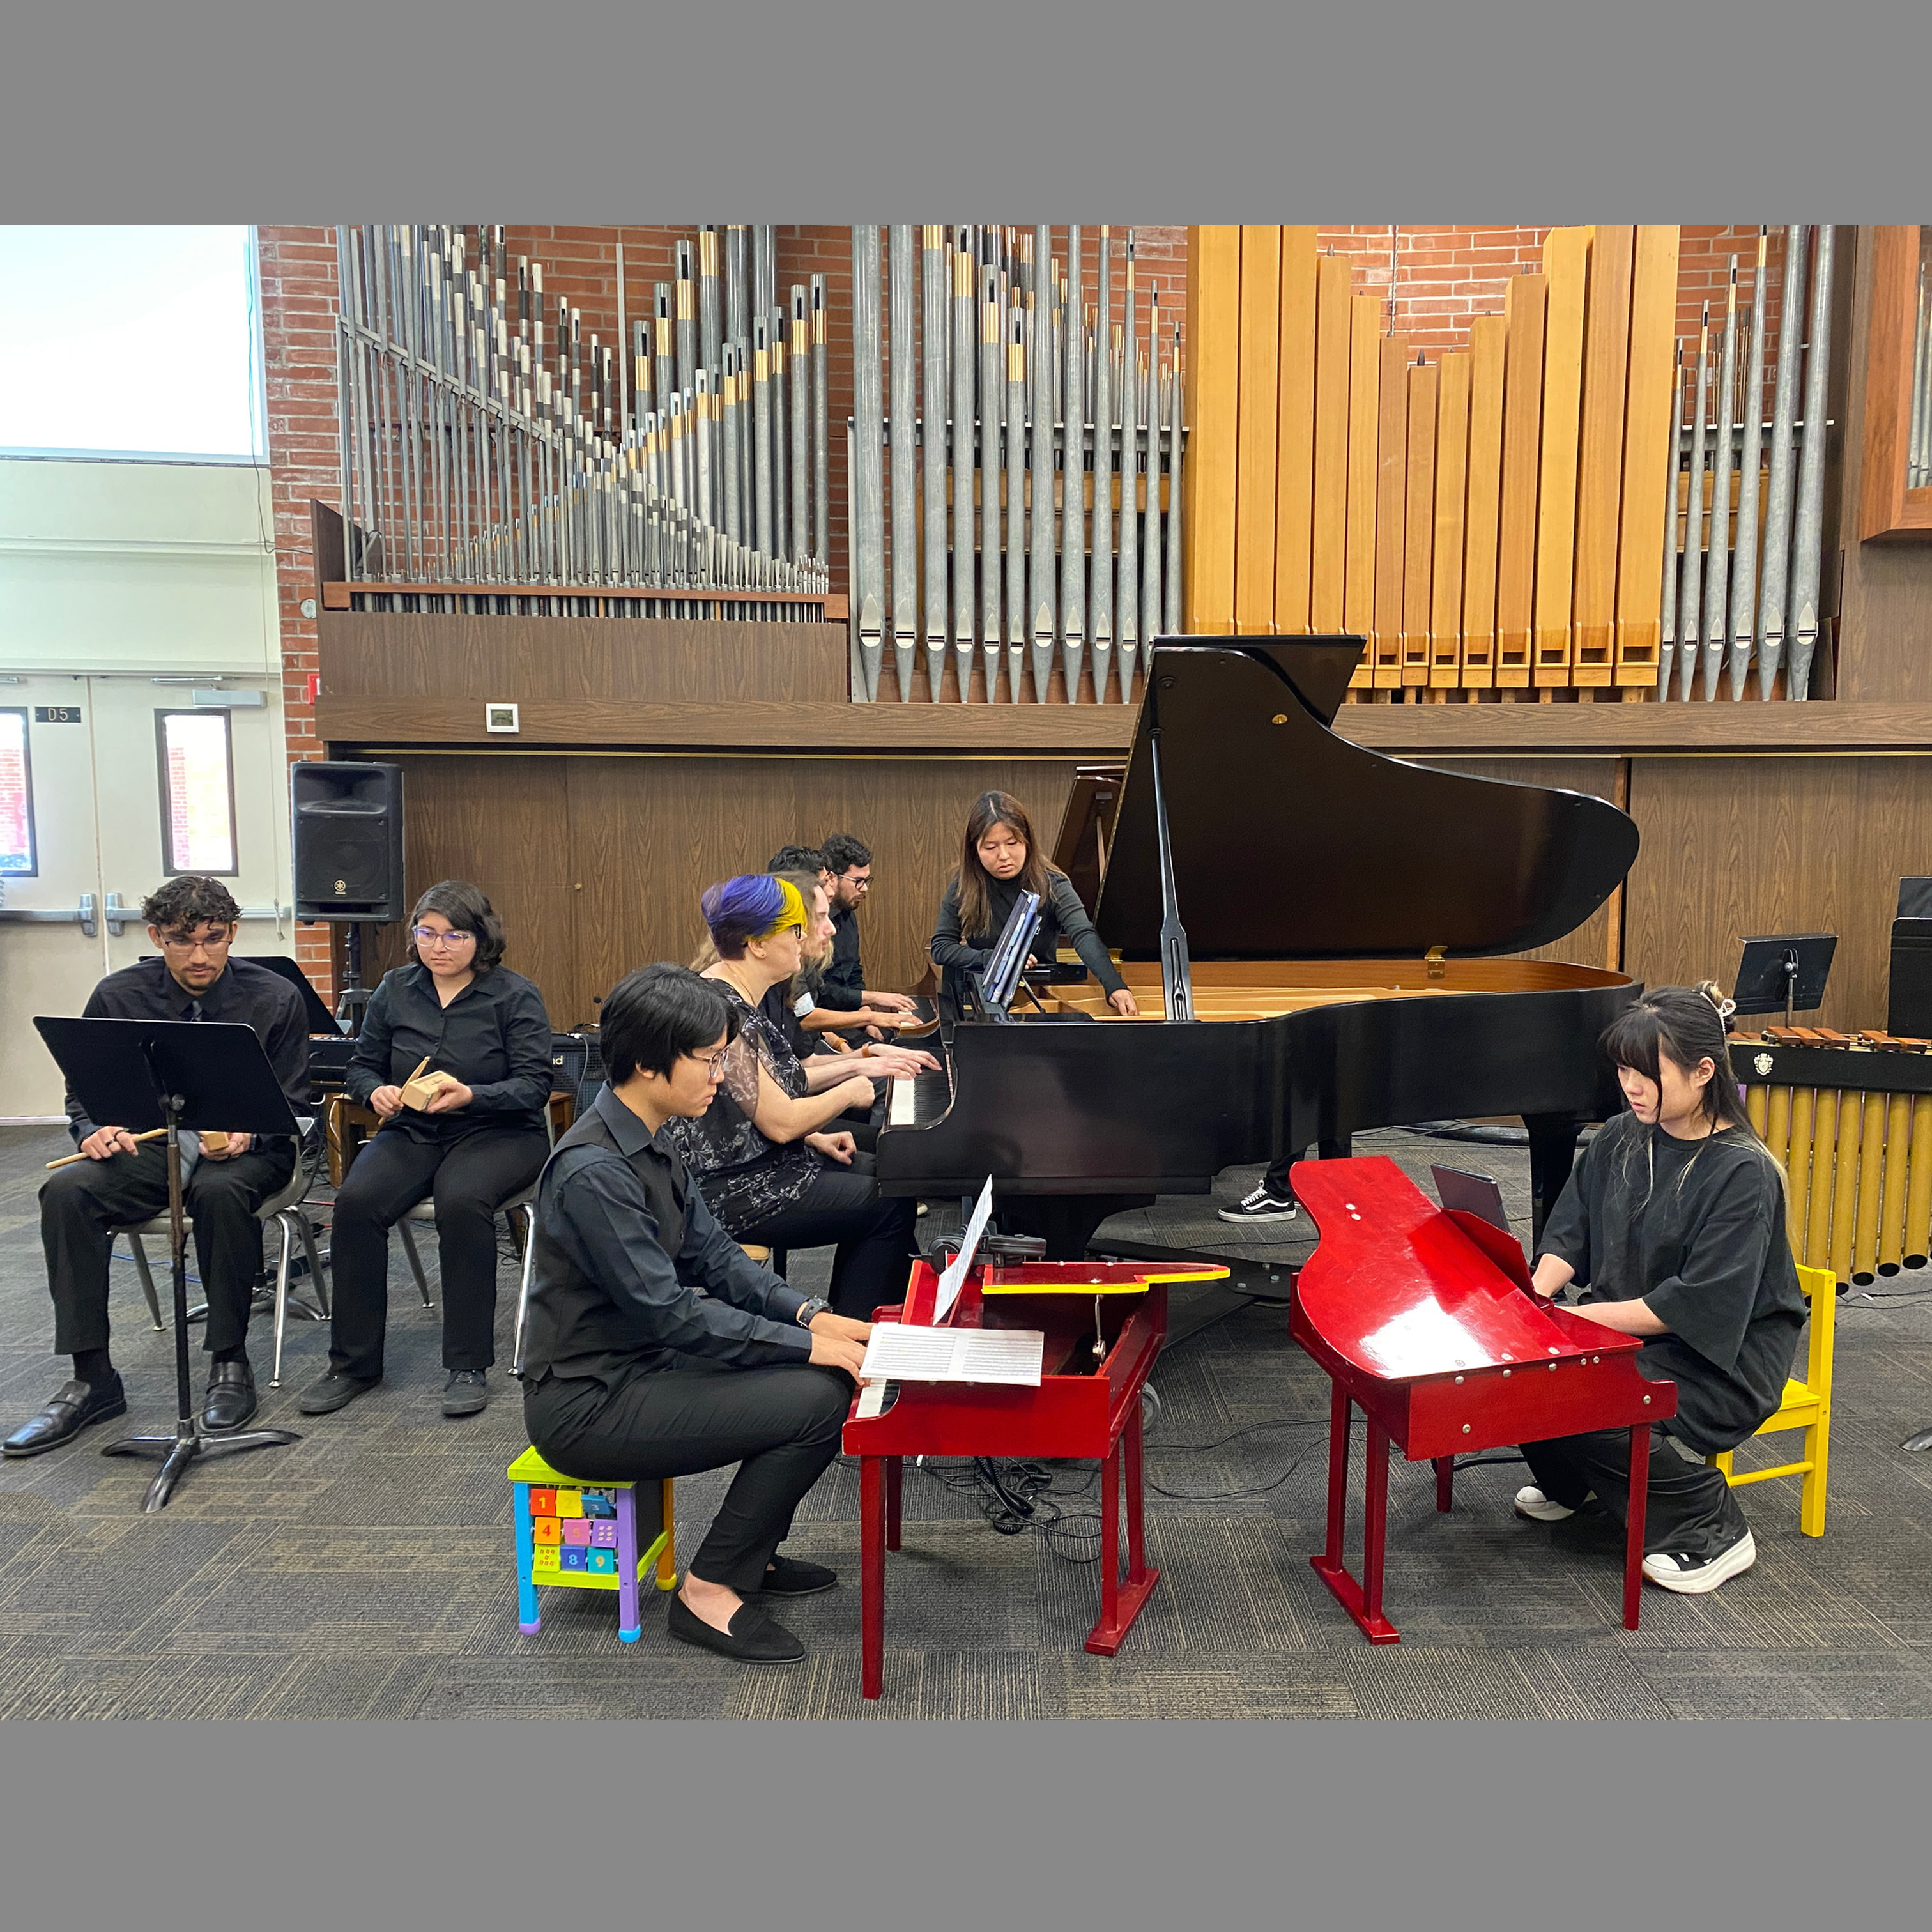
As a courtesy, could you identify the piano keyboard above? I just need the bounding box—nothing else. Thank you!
[886,1057,953,1129]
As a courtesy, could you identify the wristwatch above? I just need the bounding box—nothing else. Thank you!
[794,1296,831,1326]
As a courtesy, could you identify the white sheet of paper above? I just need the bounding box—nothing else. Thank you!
[858,1324,1044,1387]
[932,1176,995,1323]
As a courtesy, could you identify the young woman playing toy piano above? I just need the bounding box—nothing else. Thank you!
[1517,983,1807,1595]
[930,791,1140,1025]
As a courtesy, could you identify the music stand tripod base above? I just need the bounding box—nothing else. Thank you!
[1903,1424,1932,1454]
[103,1418,302,1514]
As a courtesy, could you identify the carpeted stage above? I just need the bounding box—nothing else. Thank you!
[3,1121,1931,1721]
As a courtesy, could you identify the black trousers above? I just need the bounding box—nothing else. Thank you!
[1521,1425,1748,1560]
[41,1138,295,1358]
[733,1154,919,1320]
[525,1360,849,1594]
[328,1127,549,1379]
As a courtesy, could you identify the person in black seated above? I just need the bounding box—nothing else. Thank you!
[817,832,919,1030]
[666,874,921,1319]
[930,790,1140,1024]
[523,963,870,1664]
[1516,983,1807,1595]
[300,882,553,1420]
[4,875,309,1454]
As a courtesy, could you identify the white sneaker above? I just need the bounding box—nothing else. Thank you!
[1643,1529,1756,1595]
[1514,1484,1587,1522]
[1218,1184,1299,1225]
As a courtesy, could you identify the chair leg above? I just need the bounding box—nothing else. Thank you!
[1801,1417,1828,1537]
[397,1218,434,1308]
[127,1232,164,1332]
[510,1202,538,1379]
[297,1215,330,1317]
[270,1213,296,1388]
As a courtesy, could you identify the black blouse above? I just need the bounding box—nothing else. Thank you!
[930,868,1126,1017]
[1534,1111,1807,1455]
[344,962,554,1144]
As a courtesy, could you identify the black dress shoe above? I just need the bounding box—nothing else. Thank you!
[3,1377,127,1459]
[441,1369,488,1418]
[297,1370,380,1415]
[666,1593,805,1664]
[201,1361,258,1432]
[758,1555,838,1595]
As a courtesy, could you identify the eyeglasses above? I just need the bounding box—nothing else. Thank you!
[158,930,231,955]
[686,1047,732,1078]
[411,926,476,949]
[842,874,871,893]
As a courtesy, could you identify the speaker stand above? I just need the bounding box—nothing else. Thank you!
[334,922,371,1036]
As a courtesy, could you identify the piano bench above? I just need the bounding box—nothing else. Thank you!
[1708,1262,1836,1537]
[509,1448,677,1643]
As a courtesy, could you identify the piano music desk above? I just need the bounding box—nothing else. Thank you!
[1289,1157,1676,1643]
[843,1257,1228,1701]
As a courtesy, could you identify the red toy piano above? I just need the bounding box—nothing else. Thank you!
[1288,1156,1676,1643]
[842,1254,1228,1701]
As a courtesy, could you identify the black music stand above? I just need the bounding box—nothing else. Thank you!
[1734,933,1837,1029]
[33,1016,302,1512]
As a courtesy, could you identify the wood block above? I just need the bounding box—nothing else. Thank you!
[1533,228,1590,686]
[199,1131,230,1156]
[1430,351,1470,687]
[401,1069,457,1112]
[1461,316,1506,689]
[1274,226,1319,634]
[1310,254,1352,636]
[1496,272,1547,686]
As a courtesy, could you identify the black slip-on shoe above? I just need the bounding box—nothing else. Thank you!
[298,1370,381,1415]
[441,1370,488,1418]
[667,1593,805,1664]
[201,1361,258,1432]
[3,1377,127,1458]
[758,1556,838,1596]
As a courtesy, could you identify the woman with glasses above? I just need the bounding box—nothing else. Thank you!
[666,874,921,1319]
[300,881,555,1420]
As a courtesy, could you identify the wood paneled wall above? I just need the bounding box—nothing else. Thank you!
[353,752,1083,1025]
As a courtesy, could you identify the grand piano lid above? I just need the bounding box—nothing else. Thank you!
[1092,638,1640,960]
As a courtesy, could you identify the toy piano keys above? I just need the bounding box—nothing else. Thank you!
[1289,1156,1676,1643]
[842,1252,1229,1701]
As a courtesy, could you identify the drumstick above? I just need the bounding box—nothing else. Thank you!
[45,1127,167,1169]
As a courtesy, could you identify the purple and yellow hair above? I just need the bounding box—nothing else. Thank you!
[700,873,808,959]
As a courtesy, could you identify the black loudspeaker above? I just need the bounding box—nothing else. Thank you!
[293,762,405,921]
[1890,878,1932,1038]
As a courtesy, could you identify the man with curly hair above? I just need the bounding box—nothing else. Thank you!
[4,876,311,1457]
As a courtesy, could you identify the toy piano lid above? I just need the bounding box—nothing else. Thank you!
[979,1260,1230,1296]
[1291,1156,1640,1381]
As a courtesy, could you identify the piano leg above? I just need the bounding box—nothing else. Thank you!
[885,1456,903,1552]
[1623,1423,1651,1632]
[1435,1455,1455,1512]
[861,1456,886,1700]
[1123,1394,1154,1593]
[1310,1383,1402,1643]
[1085,1405,1161,1657]
[1362,1418,1393,1638]
[1526,1114,1583,1245]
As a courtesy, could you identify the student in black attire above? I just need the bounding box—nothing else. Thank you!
[300,882,553,1420]
[816,832,919,1031]
[523,962,870,1666]
[4,876,309,1454]
[930,791,1140,1024]
[1516,983,1807,1595]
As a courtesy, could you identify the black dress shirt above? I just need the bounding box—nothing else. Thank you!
[66,956,310,1144]
[521,1084,813,1390]
[819,903,866,1011]
[930,868,1127,1016]
[344,962,553,1143]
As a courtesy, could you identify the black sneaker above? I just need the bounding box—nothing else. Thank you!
[667,1593,805,1664]
[759,1555,838,1595]
[441,1370,489,1418]
[298,1370,381,1415]
[1643,1529,1757,1595]
[1218,1184,1299,1225]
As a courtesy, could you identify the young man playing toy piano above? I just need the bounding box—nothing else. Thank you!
[520,962,873,1666]
[1517,985,1806,1595]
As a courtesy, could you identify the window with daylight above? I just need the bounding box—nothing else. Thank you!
[0,226,264,461]
[157,710,237,875]
[0,710,36,875]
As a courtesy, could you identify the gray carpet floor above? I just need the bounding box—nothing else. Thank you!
[3,1120,1931,1720]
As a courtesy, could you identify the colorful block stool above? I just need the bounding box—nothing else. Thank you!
[509,1448,676,1644]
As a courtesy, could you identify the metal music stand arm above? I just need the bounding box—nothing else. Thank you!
[31,1016,304,1512]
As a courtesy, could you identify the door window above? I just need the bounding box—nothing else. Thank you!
[156,709,238,875]
[0,709,35,875]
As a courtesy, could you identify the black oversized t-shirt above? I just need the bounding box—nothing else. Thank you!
[1534,1112,1807,1455]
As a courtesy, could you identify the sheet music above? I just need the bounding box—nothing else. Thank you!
[933,1176,994,1322]
[858,1324,1044,1386]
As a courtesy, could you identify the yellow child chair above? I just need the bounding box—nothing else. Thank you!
[1709,1261,1834,1535]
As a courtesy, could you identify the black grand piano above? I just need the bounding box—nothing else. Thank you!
[877,637,1641,1296]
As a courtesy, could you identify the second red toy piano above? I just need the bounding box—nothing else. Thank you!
[1289,1156,1676,1643]
[842,1254,1227,1702]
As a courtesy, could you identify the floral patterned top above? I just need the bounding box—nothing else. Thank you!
[663,978,820,1237]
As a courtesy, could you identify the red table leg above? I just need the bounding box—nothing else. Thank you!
[861,1455,885,1699]
[1435,1456,1455,1513]
[1623,1423,1650,1632]
[885,1455,903,1552]
[1124,1395,1153,1588]
[1362,1418,1392,1636]
[1321,1381,1351,1570]
[1309,1381,1401,1643]
[1087,1399,1160,1656]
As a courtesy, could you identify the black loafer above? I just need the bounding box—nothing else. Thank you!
[667,1593,805,1664]
[759,1555,838,1595]
[441,1369,488,1418]
[298,1370,380,1415]
[201,1361,257,1432]
[3,1377,127,1459]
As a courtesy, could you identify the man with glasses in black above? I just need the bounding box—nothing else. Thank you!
[4,875,310,1456]
[815,832,918,1032]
